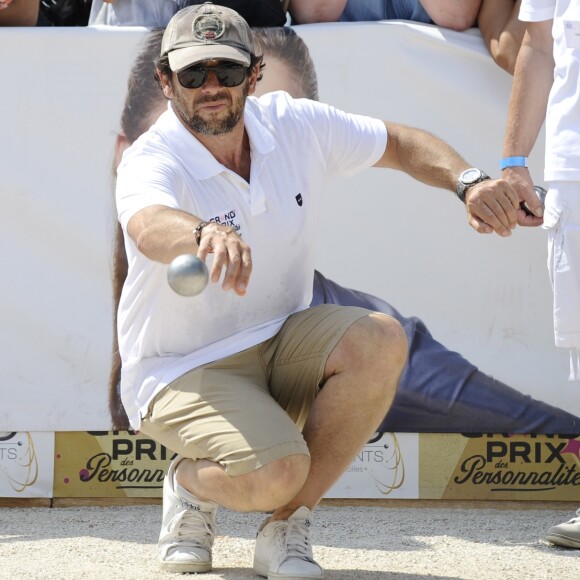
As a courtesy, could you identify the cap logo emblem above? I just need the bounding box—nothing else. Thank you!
[193,14,225,41]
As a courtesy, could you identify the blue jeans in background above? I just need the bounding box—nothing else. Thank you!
[312,271,579,434]
[339,0,432,23]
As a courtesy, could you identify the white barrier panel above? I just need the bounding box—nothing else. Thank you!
[1,27,146,430]
[1,23,578,432]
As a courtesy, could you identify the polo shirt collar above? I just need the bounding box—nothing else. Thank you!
[155,100,275,180]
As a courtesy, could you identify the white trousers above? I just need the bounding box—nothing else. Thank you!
[543,182,580,380]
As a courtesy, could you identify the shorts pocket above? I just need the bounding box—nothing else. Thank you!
[542,200,566,231]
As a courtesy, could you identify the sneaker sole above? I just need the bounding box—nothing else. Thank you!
[253,556,323,580]
[546,533,580,549]
[268,573,324,579]
[159,560,212,573]
[253,557,269,578]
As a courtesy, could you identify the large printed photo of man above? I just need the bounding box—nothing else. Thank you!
[108,26,579,435]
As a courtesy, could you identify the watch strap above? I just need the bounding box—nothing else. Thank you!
[455,170,490,203]
[194,221,210,246]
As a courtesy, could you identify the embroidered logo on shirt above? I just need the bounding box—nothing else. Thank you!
[295,193,303,207]
[209,209,242,236]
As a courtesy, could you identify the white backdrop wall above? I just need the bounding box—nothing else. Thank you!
[1,23,576,432]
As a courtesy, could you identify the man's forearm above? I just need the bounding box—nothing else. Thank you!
[478,0,525,74]
[377,122,471,193]
[127,205,204,264]
[503,22,554,157]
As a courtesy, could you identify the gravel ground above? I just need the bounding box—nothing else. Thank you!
[1,504,579,579]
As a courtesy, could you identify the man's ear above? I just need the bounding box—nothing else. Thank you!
[248,64,260,95]
[157,69,174,99]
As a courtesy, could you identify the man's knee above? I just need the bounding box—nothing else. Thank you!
[363,314,408,392]
[243,453,310,511]
[329,313,408,379]
[368,312,408,358]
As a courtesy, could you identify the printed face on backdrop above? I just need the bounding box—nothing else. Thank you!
[253,55,305,98]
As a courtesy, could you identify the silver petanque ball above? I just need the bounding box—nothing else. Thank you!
[534,185,547,205]
[167,254,209,297]
[521,185,548,216]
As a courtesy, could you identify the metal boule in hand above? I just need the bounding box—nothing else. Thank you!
[167,254,209,296]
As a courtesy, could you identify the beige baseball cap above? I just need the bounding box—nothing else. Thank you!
[161,2,254,73]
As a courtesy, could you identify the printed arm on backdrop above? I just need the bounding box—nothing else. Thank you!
[477,0,526,74]
[375,122,520,237]
[501,19,554,224]
[420,0,481,31]
[286,0,347,23]
[127,205,252,295]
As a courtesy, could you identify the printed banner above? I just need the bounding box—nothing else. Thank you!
[54,431,175,497]
[54,432,580,501]
[327,433,419,499]
[36,432,580,500]
[420,434,580,500]
[54,431,417,499]
[0,432,54,498]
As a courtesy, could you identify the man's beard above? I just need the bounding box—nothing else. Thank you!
[173,81,249,136]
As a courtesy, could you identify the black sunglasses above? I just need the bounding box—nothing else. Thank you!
[177,62,249,89]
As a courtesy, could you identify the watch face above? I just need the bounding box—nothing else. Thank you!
[461,168,482,184]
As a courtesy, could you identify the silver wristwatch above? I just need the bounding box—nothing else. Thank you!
[455,168,490,203]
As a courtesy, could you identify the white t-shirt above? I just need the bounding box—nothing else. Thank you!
[88,0,177,26]
[116,91,387,428]
[88,0,289,27]
[520,0,580,181]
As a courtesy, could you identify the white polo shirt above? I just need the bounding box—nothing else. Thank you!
[116,91,387,429]
[521,2,580,378]
[520,0,580,181]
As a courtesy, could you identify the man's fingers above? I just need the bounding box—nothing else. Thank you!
[484,198,514,229]
[196,238,211,261]
[516,207,544,227]
[465,179,521,235]
[195,224,252,293]
[469,201,513,236]
[501,167,545,224]
[221,246,243,291]
[210,245,228,284]
[520,187,545,218]
[468,215,494,234]
[483,190,518,228]
[235,248,253,295]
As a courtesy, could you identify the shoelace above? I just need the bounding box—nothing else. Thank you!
[282,517,316,563]
[169,507,215,548]
[568,509,580,523]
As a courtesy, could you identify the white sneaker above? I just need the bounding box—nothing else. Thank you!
[253,506,324,579]
[546,509,580,549]
[158,458,218,573]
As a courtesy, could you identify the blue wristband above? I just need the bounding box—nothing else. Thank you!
[500,156,528,170]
